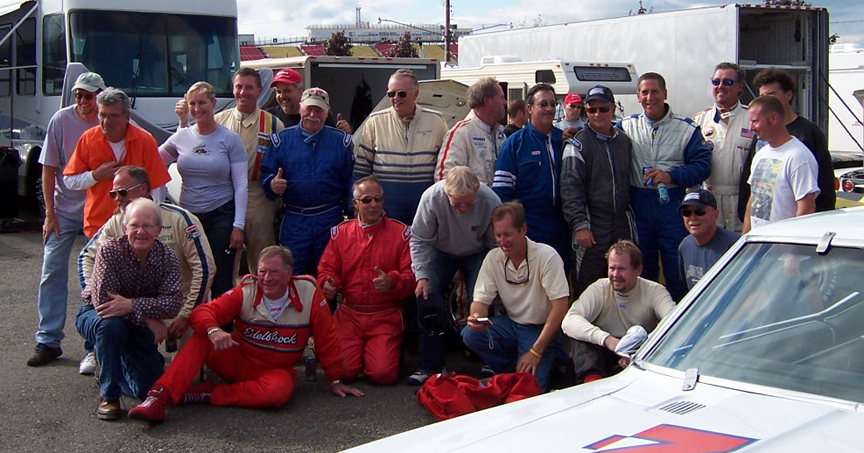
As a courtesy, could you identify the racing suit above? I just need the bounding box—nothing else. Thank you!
[215,107,284,275]
[149,274,344,408]
[434,112,506,186]
[354,105,448,225]
[618,105,712,301]
[317,216,414,385]
[692,103,753,232]
[493,121,569,265]
[260,125,354,276]
[561,124,635,297]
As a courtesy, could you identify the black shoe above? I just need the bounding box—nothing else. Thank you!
[26,344,62,367]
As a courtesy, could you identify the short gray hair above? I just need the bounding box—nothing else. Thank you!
[259,245,294,271]
[468,77,500,109]
[97,87,131,114]
[390,69,418,90]
[352,175,384,199]
[443,166,480,197]
[122,198,162,228]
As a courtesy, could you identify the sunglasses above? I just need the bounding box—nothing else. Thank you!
[387,90,409,98]
[109,183,142,199]
[355,195,383,204]
[681,208,707,217]
[75,92,95,100]
[534,100,557,108]
[586,106,611,114]
[711,78,737,87]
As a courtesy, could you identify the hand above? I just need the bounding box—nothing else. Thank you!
[643,168,671,185]
[331,382,365,398]
[575,229,595,249]
[229,228,244,251]
[334,113,352,134]
[42,213,59,245]
[167,316,190,341]
[175,99,189,125]
[466,313,490,333]
[322,277,337,302]
[143,318,168,345]
[270,168,287,195]
[562,126,578,141]
[414,279,429,299]
[603,335,620,352]
[96,293,135,318]
[516,350,541,375]
[618,356,631,369]
[92,161,123,181]
[372,266,392,292]
[209,328,239,350]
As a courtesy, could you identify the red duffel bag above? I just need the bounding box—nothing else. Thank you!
[416,372,541,421]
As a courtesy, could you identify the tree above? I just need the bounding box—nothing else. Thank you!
[324,30,352,56]
[389,32,418,58]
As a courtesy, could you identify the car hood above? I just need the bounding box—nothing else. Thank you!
[342,368,864,452]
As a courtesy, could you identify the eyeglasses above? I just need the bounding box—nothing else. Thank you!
[504,252,530,285]
[387,90,409,98]
[567,103,582,109]
[533,100,557,108]
[355,195,383,204]
[109,183,142,199]
[681,208,707,217]
[75,92,95,100]
[98,112,125,121]
[450,201,475,209]
[586,106,611,114]
[126,223,158,232]
[711,78,737,87]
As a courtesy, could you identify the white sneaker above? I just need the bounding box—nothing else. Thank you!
[79,352,97,375]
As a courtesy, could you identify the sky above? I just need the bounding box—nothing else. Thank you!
[236,0,864,48]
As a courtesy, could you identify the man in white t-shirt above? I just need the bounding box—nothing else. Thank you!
[742,95,819,233]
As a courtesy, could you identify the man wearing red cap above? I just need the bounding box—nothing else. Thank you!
[267,68,351,133]
[555,93,585,132]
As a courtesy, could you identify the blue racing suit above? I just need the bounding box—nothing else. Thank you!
[261,125,354,276]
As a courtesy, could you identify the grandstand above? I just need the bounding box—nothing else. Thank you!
[421,44,445,60]
[300,44,326,56]
[240,45,268,61]
[260,45,303,58]
[350,45,379,57]
[373,42,395,56]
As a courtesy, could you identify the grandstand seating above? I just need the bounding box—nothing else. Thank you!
[240,45,268,61]
[421,44,445,60]
[260,45,303,58]
[373,43,395,56]
[448,43,459,60]
[300,44,326,56]
[350,45,379,57]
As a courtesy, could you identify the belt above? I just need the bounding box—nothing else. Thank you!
[283,201,341,216]
[340,301,402,315]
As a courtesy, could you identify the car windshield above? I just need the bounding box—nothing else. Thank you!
[644,242,864,403]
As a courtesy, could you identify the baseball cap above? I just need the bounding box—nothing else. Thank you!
[300,87,330,109]
[679,189,717,211]
[72,72,106,93]
[585,85,615,104]
[270,68,302,88]
[564,93,583,105]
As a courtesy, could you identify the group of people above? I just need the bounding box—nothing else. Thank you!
[27,60,833,423]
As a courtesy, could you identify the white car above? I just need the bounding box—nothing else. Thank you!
[343,207,864,452]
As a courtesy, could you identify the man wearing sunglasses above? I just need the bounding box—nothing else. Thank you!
[554,92,585,132]
[692,62,754,233]
[435,77,507,186]
[561,85,635,298]
[676,189,739,291]
[317,175,414,385]
[462,202,569,392]
[28,72,105,369]
[354,69,448,225]
[79,165,215,351]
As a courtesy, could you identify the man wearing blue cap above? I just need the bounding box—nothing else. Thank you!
[677,189,739,290]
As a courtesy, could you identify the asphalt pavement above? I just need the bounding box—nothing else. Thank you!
[0,225,484,453]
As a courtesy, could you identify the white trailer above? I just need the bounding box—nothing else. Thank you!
[827,44,864,161]
[457,4,829,130]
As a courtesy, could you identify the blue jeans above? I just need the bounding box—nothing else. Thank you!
[195,200,236,298]
[416,248,486,373]
[75,304,165,400]
[461,315,563,392]
[35,214,82,347]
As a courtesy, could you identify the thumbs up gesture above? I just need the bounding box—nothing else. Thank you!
[322,276,337,302]
[372,266,392,293]
[335,112,352,134]
[270,168,287,195]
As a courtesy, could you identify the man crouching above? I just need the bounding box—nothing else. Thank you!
[129,245,363,424]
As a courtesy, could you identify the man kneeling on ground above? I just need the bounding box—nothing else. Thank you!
[129,246,363,424]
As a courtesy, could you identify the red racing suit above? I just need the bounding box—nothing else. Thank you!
[317,216,414,384]
[152,274,343,408]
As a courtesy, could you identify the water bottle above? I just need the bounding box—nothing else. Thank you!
[657,183,670,204]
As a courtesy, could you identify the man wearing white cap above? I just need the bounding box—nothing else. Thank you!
[266,68,351,133]
[260,88,354,276]
[28,72,105,370]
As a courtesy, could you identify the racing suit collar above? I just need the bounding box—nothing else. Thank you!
[232,106,261,128]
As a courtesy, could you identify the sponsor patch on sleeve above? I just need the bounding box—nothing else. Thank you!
[271,132,281,147]
[331,225,339,239]
[402,225,411,241]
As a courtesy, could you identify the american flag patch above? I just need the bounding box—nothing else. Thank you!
[741,128,755,139]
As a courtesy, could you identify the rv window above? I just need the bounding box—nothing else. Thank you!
[535,70,556,84]
[43,14,65,96]
[15,17,35,96]
[572,66,632,83]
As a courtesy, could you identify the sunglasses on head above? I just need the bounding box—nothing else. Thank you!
[356,195,383,204]
[387,90,409,98]
[711,78,736,87]
[534,100,557,108]
[586,106,611,114]
[75,92,95,100]
[681,208,707,217]
[108,183,142,199]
